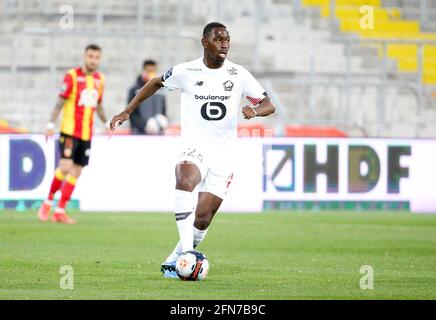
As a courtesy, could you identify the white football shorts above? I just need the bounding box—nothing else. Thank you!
[175,145,234,200]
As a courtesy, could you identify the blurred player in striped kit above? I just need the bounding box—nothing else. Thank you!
[38,44,109,224]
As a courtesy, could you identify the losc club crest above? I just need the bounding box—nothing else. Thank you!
[223,80,233,91]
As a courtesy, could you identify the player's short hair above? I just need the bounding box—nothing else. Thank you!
[203,22,227,37]
[85,44,101,52]
[143,59,157,68]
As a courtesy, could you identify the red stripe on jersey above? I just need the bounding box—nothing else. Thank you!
[59,73,73,99]
[246,96,263,106]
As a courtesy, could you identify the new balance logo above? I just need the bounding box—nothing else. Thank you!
[195,81,204,86]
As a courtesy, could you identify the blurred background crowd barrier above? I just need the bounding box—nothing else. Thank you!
[1,0,436,138]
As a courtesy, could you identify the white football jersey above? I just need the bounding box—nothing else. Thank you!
[162,57,266,159]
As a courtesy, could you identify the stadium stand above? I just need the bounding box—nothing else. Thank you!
[302,0,436,84]
[0,119,27,133]
[1,0,436,137]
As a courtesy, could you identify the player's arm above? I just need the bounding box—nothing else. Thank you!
[110,76,163,131]
[242,96,275,120]
[47,70,73,137]
[96,102,110,130]
[46,97,65,136]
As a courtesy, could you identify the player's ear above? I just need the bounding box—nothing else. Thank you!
[201,37,208,49]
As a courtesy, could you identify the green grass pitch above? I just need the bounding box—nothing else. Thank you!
[0,210,435,300]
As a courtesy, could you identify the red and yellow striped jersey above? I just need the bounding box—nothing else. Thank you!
[59,67,105,141]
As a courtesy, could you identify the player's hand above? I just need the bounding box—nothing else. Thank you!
[45,122,55,142]
[110,111,129,132]
[104,121,112,135]
[242,105,257,120]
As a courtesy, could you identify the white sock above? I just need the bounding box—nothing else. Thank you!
[193,226,208,248]
[174,189,194,253]
[165,210,195,263]
[165,240,182,263]
[165,224,208,262]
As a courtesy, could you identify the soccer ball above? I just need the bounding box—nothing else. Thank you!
[145,114,168,135]
[175,250,209,281]
[155,114,169,129]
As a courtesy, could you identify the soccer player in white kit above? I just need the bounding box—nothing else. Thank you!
[110,22,275,277]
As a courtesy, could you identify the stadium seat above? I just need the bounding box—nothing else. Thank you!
[237,124,274,137]
[109,128,131,135]
[285,125,347,137]
[164,124,274,137]
[165,124,181,136]
[0,120,27,133]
